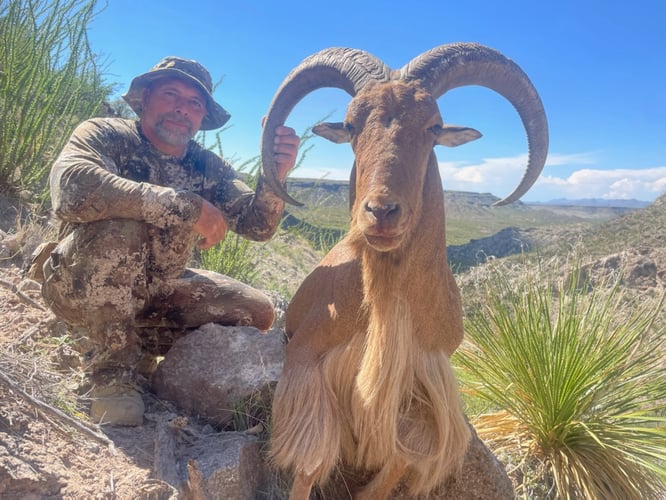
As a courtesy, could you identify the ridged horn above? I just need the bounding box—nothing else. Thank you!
[260,47,392,206]
[400,42,548,205]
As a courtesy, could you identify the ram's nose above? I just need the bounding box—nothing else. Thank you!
[364,200,401,226]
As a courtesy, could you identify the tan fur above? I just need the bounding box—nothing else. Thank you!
[270,81,471,499]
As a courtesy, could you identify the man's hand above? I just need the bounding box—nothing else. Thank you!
[272,125,300,181]
[192,199,228,250]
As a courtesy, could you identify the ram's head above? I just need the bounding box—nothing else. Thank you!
[260,43,548,251]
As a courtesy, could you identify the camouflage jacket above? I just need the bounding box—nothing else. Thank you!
[49,117,285,243]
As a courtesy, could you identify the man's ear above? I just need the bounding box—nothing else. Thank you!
[312,122,351,144]
[436,124,482,147]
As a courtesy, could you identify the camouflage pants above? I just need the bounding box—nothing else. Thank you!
[41,219,274,380]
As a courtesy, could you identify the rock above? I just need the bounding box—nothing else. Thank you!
[584,247,666,290]
[149,318,514,498]
[439,422,514,499]
[183,432,267,500]
[317,420,514,499]
[152,323,285,427]
[151,414,267,499]
[151,321,515,498]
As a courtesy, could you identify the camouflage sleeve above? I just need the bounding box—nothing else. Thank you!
[198,150,286,242]
[50,119,202,230]
[219,176,286,242]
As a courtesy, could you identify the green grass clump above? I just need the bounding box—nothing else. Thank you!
[199,233,264,286]
[456,255,666,499]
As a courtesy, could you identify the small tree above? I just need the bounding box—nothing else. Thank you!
[0,0,112,199]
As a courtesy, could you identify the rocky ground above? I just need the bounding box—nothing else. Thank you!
[0,263,169,498]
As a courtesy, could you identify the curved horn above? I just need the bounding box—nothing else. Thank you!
[400,42,548,205]
[260,47,392,206]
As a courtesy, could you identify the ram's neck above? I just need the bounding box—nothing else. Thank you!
[360,154,449,300]
[356,152,459,369]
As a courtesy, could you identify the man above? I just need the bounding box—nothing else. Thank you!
[38,56,299,426]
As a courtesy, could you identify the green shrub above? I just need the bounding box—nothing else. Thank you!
[456,255,666,499]
[0,0,111,199]
[199,234,263,286]
[197,124,323,285]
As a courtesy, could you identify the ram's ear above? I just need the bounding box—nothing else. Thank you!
[436,124,482,147]
[313,122,351,144]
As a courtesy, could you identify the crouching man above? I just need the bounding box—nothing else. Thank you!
[36,56,298,426]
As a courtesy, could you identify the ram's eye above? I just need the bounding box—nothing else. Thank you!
[344,122,355,134]
[428,124,443,134]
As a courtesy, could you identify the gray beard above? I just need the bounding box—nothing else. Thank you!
[154,115,195,147]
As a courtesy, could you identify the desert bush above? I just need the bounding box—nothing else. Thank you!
[199,233,264,286]
[0,0,111,199]
[456,255,666,499]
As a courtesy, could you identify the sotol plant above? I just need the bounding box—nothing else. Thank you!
[456,255,666,499]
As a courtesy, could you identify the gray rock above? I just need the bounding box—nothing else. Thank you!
[150,321,514,498]
[152,323,285,427]
[184,432,267,500]
[439,422,514,499]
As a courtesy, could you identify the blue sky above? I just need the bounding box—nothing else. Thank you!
[88,0,666,203]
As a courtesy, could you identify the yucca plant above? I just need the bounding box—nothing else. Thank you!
[456,255,666,499]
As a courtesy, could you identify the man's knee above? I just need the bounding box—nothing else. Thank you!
[76,219,149,255]
[41,219,150,324]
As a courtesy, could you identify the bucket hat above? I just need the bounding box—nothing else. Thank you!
[122,56,230,130]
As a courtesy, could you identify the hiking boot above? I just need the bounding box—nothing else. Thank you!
[90,383,145,426]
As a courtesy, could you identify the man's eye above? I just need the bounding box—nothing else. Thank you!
[159,90,178,101]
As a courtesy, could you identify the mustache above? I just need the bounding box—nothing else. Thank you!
[159,112,193,130]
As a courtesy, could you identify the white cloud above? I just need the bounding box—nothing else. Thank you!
[540,167,666,200]
[300,151,666,202]
[438,154,529,195]
[438,153,666,201]
[544,152,599,166]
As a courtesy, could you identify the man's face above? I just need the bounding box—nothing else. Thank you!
[140,78,207,156]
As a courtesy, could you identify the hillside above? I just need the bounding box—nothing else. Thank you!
[279,179,654,277]
[284,178,638,245]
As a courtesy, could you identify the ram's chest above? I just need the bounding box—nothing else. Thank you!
[325,296,418,410]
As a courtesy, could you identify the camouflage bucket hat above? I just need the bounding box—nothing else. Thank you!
[122,56,231,130]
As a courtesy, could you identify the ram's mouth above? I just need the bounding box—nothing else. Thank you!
[363,231,406,252]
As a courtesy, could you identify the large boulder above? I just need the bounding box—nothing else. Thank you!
[437,422,514,499]
[152,323,285,427]
[150,320,514,498]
